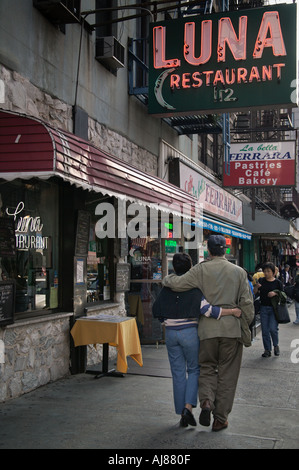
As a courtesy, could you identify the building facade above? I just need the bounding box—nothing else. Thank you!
[0,1,233,401]
[0,0,297,402]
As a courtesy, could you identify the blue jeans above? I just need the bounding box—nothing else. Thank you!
[294,301,299,323]
[260,305,279,351]
[165,326,200,415]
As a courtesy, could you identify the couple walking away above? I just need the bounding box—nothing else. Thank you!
[153,235,254,432]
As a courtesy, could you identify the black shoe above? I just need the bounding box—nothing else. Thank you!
[199,400,211,426]
[181,407,197,427]
[262,350,271,357]
[179,416,188,427]
[274,346,280,356]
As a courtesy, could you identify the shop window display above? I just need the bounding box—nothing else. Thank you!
[85,193,114,305]
[0,180,59,316]
[128,237,163,341]
[86,231,112,303]
[129,237,162,281]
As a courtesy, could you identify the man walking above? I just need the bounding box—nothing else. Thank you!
[163,235,254,432]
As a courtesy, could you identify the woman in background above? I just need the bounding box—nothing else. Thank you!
[254,262,283,357]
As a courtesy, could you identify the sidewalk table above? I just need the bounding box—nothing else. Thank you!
[70,315,143,378]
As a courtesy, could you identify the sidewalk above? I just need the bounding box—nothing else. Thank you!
[0,304,298,450]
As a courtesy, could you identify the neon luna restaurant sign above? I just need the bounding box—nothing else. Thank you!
[148,4,297,115]
[6,202,49,250]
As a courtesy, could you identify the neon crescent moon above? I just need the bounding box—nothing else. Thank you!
[154,68,176,110]
[129,248,135,257]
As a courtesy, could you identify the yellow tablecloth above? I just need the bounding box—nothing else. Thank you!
[70,316,143,374]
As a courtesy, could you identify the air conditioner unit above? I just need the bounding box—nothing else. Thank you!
[96,37,125,69]
[33,0,81,24]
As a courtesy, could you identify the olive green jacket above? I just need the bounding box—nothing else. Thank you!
[163,257,255,347]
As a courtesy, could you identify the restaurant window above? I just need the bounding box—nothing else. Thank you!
[126,214,187,341]
[0,179,59,317]
[128,235,163,342]
[129,236,162,282]
[86,198,114,304]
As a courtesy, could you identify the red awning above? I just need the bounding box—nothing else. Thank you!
[0,110,198,217]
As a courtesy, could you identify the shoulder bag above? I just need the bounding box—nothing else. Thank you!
[275,301,291,324]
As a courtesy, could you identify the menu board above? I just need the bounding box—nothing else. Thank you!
[0,218,16,257]
[116,263,131,292]
[75,210,90,257]
[74,256,87,316]
[0,281,15,326]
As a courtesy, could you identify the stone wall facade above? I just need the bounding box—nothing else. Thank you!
[0,67,73,132]
[88,119,157,176]
[0,314,72,402]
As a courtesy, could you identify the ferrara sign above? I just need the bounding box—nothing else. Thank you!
[148,4,297,116]
[223,141,296,188]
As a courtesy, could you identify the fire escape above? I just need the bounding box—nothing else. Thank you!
[231,107,298,220]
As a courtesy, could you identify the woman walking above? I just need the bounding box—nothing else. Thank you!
[254,262,283,357]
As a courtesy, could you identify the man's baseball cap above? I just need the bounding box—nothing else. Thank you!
[207,234,227,249]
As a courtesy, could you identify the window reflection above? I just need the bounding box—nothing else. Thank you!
[0,180,59,315]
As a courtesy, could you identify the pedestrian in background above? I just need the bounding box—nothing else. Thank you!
[244,268,254,296]
[152,252,241,428]
[284,273,299,325]
[281,264,293,303]
[254,262,283,357]
[281,264,292,288]
[275,266,280,278]
[292,275,299,325]
[163,235,254,432]
[252,265,264,286]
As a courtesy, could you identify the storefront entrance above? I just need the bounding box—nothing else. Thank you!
[127,236,163,343]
